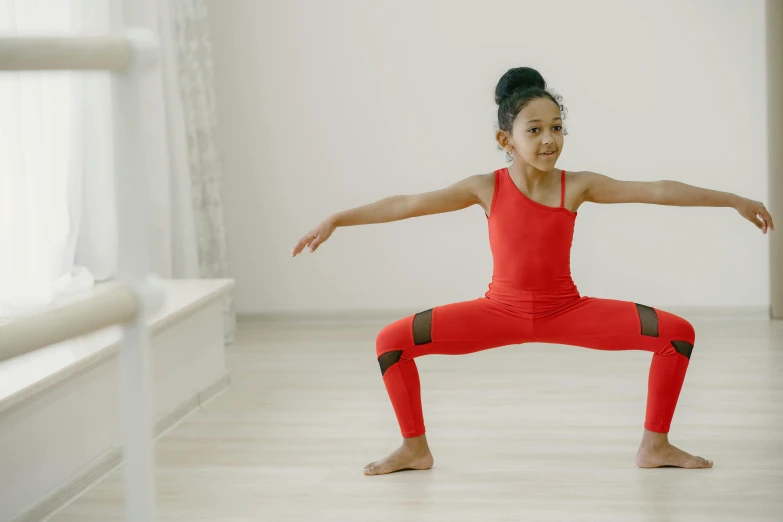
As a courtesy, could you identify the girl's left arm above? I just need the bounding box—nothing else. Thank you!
[579,171,775,234]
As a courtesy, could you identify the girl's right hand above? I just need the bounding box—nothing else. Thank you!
[291,218,337,256]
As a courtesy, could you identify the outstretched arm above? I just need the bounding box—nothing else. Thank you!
[291,174,486,256]
[580,171,775,234]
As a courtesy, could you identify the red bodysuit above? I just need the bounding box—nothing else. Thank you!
[376,167,695,436]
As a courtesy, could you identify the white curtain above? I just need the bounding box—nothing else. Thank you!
[0,0,107,402]
[0,0,96,317]
[76,0,201,283]
[0,0,235,341]
[107,0,202,282]
[168,0,236,343]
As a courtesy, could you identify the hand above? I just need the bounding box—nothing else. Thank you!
[291,217,337,256]
[734,197,775,234]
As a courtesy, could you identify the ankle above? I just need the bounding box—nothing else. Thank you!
[403,434,429,452]
[640,429,669,449]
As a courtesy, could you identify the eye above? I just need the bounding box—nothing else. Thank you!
[553,125,563,131]
[528,127,539,133]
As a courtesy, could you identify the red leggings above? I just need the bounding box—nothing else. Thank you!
[375,296,695,437]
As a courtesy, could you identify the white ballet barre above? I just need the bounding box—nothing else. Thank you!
[0,284,139,362]
[0,36,133,71]
[0,30,161,522]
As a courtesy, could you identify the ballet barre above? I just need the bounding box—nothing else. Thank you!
[0,283,139,362]
[0,36,132,70]
[0,30,161,522]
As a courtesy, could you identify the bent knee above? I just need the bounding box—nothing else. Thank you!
[635,303,695,343]
[375,317,410,376]
[375,320,408,376]
[664,314,696,359]
[375,309,434,375]
[375,308,433,357]
[636,303,695,358]
[667,314,695,345]
[375,318,409,358]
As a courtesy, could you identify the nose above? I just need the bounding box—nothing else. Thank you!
[541,131,554,145]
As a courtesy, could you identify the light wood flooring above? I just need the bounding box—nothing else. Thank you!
[48,316,783,521]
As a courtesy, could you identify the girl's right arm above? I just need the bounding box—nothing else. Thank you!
[291,174,491,256]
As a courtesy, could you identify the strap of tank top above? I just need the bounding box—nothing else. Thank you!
[560,170,566,208]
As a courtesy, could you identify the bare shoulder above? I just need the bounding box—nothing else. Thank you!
[564,169,601,190]
[562,170,603,211]
[467,171,497,215]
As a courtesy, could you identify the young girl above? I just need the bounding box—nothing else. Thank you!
[291,67,774,475]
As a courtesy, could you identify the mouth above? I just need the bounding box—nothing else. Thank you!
[540,151,556,157]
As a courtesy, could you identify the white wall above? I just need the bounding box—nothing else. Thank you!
[207,0,769,315]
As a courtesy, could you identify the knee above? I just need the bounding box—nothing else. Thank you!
[636,303,695,345]
[667,315,695,359]
[375,319,409,376]
[684,320,695,345]
[670,315,696,345]
[375,318,408,358]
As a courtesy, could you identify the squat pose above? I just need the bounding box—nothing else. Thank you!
[292,67,774,475]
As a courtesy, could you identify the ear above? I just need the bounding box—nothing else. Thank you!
[495,129,510,149]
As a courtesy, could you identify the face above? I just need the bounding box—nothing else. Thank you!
[497,97,564,171]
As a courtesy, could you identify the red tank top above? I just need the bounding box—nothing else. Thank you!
[485,167,581,314]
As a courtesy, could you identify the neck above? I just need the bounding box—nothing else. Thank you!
[508,162,555,188]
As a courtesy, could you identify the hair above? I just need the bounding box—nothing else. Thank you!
[494,67,567,161]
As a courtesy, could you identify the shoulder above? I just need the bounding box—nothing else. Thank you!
[562,169,600,181]
[560,170,609,209]
[562,169,607,194]
[468,171,499,183]
[458,171,497,193]
[459,171,498,214]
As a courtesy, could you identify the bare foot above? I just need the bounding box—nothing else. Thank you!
[636,430,713,469]
[363,435,434,476]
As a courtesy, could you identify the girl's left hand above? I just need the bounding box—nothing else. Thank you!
[734,197,775,234]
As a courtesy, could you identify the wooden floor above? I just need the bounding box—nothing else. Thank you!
[49,315,783,521]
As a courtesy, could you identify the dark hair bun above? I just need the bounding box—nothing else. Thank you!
[494,67,547,105]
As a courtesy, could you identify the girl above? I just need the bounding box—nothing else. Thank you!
[291,67,774,475]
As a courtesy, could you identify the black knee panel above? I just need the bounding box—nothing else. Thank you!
[412,309,433,345]
[671,340,694,359]
[378,350,403,376]
[635,303,659,337]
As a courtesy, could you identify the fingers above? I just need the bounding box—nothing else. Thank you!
[291,233,316,256]
[744,203,774,234]
[760,208,775,231]
[310,233,323,252]
[753,213,765,232]
[755,209,772,234]
[750,201,775,233]
[291,229,327,256]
